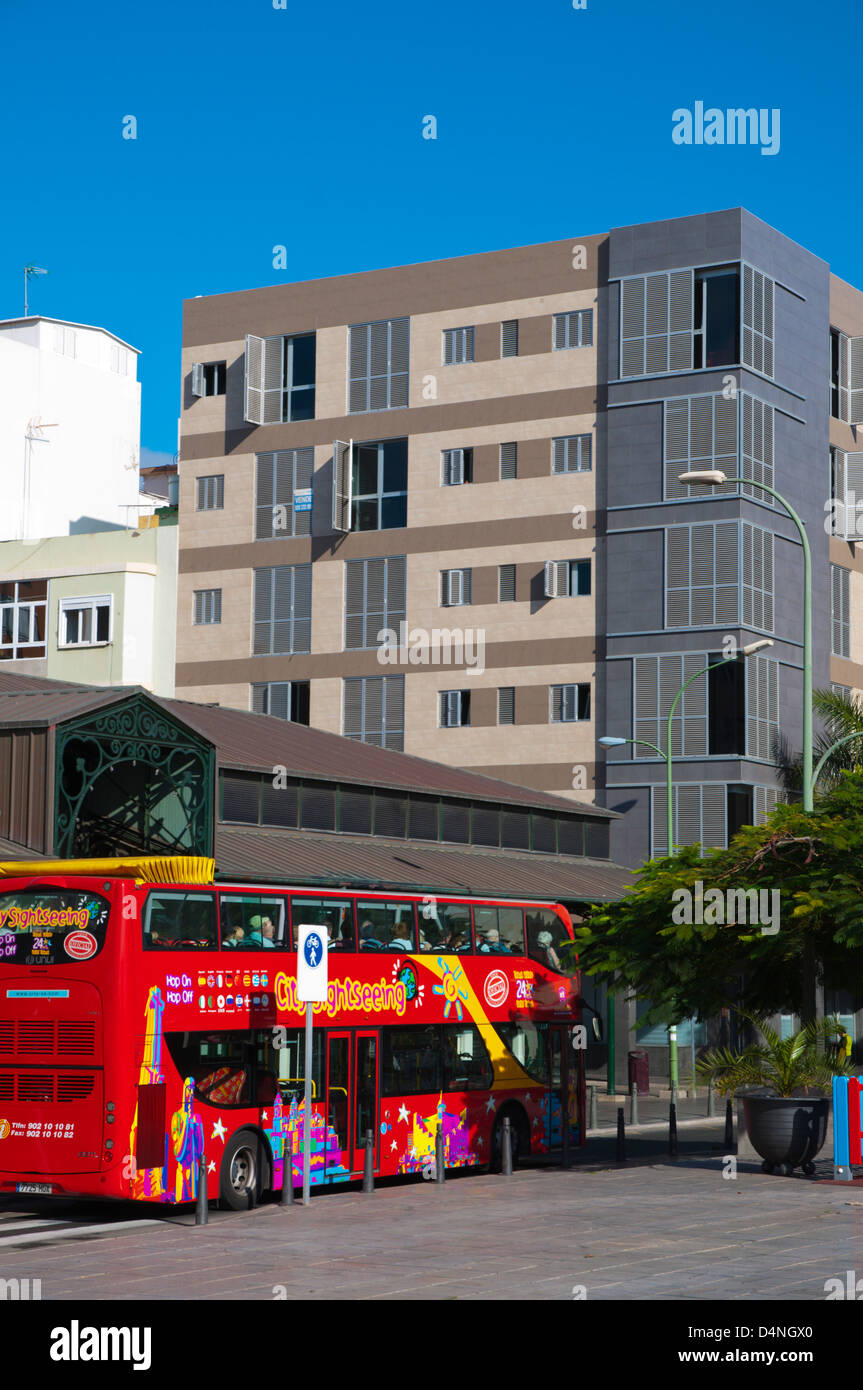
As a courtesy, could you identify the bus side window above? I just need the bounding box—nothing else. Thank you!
[144,892,217,951]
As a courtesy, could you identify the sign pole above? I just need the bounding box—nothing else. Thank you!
[303,999,313,1206]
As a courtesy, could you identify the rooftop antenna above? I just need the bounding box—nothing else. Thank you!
[23,264,48,317]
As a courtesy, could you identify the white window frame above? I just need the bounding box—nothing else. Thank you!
[552,435,592,474]
[553,309,593,350]
[549,683,590,723]
[196,474,224,511]
[440,690,470,728]
[193,589,221,628]
[441,568,471,607]
[443,327,474,366]
[0,582,48,659]
[58,594,113,648]
[543,559,590,598]
[441,448,470,486]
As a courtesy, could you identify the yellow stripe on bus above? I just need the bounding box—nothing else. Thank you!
[0,856,216,885]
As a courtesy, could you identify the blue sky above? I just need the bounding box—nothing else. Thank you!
[2,0,859,460]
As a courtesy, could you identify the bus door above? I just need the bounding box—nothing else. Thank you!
[547,1025,571,1152]
[326,1032,352,1176]
[355,1030,379,1173]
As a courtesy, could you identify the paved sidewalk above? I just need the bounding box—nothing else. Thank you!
[4,1157,862,1301]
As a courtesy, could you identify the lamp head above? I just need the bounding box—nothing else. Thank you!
[599,736,627,748]
[678,469,727,486]
[741,639,774,656]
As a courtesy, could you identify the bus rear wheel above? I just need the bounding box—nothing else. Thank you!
[219,1130,268,1211]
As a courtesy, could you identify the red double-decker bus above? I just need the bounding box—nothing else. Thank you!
[0,856,584,1208]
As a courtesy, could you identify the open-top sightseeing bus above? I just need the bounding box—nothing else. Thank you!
[0,856,584,1208]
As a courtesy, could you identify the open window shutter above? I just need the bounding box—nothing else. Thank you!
[544,559,558,598]
[837,332,849,423]
[191,362,205,397]
[849,338,863,425]
[563,685,576,721]
[844,452,863,539]
[332,440,352,532]
[262,337,283,424]
[446,449,464,485]
[244,335,264,423]
[555,560,570,596]
[553,315,567,350]
[450,570,463,606]
[446,691,460,726]
[552,439,566,474]
[551,685,564,721]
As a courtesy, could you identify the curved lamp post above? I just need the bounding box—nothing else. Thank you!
[813,732,863,787]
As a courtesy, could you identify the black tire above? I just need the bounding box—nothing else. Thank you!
[490,1108,528,1173]
[219,1129,268,1211]
[802,1161,816,1176]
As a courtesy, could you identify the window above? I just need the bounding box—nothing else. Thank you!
[501,320,519,357]
[831,329,848,421]
[553,309,592,350]
[498,564,516,602]
[442,1023,493,1091]
[441,447,472,486]
[251,681,310,725]
[708,653,745,756]
[219,894,288,951]
[59,595,112,647]
[339,789,373,835]
[830,448,863,540]
[832,564,850,658]
[652,784,727,857]
[526,907,568,972]
[343,675,404,750]
[381,1026,442,1095]
[255,449,313,539]
[165,1029,297,1110]
[349,318,409,413]
[498,686,515,724]
[243,333,316,423]
[665,522,739,628]
[221,773,260,823]
[440,690,470,727]
[552,435,591,473]
[345,556,406,649]
[196,474,224,511]
[543,559,591,597]
[664,394,737,500]
[694,266,740,370]
[143,891,218,951]
[500,442,517,480]
[475,906,524,955]
[192,361,227,397]
[741,523,774,632]
[620,269,694,377]
[193,589,221,626]
[417,900,471,953]
[351,438,407,530]
[634,654,709,759]
[550,683,590,722]
[443,326,474,365]
[740,265,773,377]
[356,900,416,953]
[495,1021,549,1084]
[252,566,311,654]
[0,581,47,660]
[290,898,355,952]
[440,568,471,606]
[746,655,779,761]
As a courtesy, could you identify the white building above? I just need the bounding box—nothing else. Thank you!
[0,316,143,541]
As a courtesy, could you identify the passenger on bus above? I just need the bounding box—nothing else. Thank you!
[223,925,245,948]
[537,930,561,970]
[479,927,509,954]
[359,919,378,949]
[247,915,276,949]
[389,925,413,951]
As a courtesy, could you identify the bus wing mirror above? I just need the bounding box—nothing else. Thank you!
[591,1016,603,1041]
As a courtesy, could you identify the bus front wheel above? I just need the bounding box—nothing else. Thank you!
[219,1130,268,1211]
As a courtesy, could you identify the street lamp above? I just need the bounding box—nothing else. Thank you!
[23,265,48,317]
[679,470,813,814]
[600,639,773,1089]
[813,732,863,787]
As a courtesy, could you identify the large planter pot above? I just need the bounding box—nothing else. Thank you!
[742,1094,829,1175]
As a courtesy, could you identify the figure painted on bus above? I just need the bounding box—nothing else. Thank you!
[170,1076,205,1203]
[537,930,561,971]
[247,914,276,949]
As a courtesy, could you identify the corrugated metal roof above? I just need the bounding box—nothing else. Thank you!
[0,835,46,860]
[214,826,633,902]
[0,687,133,726]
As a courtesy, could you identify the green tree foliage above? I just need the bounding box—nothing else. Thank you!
[695,1013,849,1097]
[574,772,863,1026]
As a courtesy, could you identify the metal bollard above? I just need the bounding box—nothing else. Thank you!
[669,1101,679,1157]
[362,1129,374,1194]
[280,1156,294,1207]
[707,1081,716,1118]
[195,1148,208,1226]
[629,1080,639,1126]
[435,1127,446,1183]
[589,1085,598,1132]
[724,1098,734,1149]
[501,1116,513,1176]
[616,1107,626,1162]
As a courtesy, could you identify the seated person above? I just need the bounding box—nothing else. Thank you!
[388,925,413,951]
[246,914,276,949]
[222,925,245,948]
[479,926,508,954]
[537,930,561,971]
[358,919,379,950]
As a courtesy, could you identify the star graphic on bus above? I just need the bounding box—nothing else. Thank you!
[211,1118,227,1143]
[485,1096,495,1113]
[432,958,468,1022]
[207,1160,216,1174]
[398,1103,409,1124]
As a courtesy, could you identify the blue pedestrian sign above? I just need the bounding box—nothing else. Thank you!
[297,924,328,1002]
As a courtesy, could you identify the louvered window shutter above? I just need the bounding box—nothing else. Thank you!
[253,569,272,654]
[551,685,564,722]
[742,267,775,378]
[499,564,516,602]
[368,321,389,411]
[664,398,689,498]
[634,656,658,754]
[665,528,691,627]
[332,440,352,532]
[349,324,369,413]
[500,442,517,479]
[849,338,863,425]
[293,446,314,537]
[715,522,740,626]
[443,449,464,485]
[544,560,558,598]
[262,337,284,423]
[244,335,265,423]
[837,332,850,423]
[449,570,463,606]
[501,320,518,357]
[498,687,515,724]
[343,679,364,739]
[579,309,593,347]
[553,315,567,351]
[255,454,274,539]
[552,439,566,474]
[364,559,385,649]
[578,435,592,471]
[620,277,646,377]
[555,560,570,596]
[441,571,451,606]
[292,566,312,653]
[191,362,205,397]
[701,785,727,849]
[344,561,364,649]
[563,685,576,721]
[386,557,406,629]
[364,678,384,745]
[844,452,863,540]
[389,317,409,408]
[383,675,405,750]
[677,786,702,849]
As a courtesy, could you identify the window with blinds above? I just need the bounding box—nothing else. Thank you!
[663,394,737,500]
[440,690,470,727]
[344,556,406,649]
[550,683,590,722]
[543,559,591,598]
[440,569,471,606]
[553,310,593,350]
[196,475,224,511]
[499,442,518,480]
[252,566,311,654]
[633,653,709,758]
[498,687,515,724]
[251,681,310,725]
[741,524,774,632]
[498,564,516,602]
[754,785,783,826]
[745,657,779,762]
[343,675,404,750]
[741,265,774,378]
[193,589,221,625]
[665,522,739,628]
[255,449,314,539]
[620,270,693,378]
[652,783,727,856]
[441,448,472,486]
[348,318,409,413]
[244,333,316,424]
[832,564,850,658]
[552,434,591,473]
[741,394,774,502]
[501,320,519,357]
[443,326,474,365]
[830,448,863,540]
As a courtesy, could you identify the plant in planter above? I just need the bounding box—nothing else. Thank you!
[696,1013,850,1175]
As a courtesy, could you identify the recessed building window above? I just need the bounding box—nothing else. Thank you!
[440,568,471,606]
[441,448,473,486]
[693,267,740,369]
[550,683,591,722]
[443,327,474,365]
[552,435,591,473]
[544,559,591,598]
[553,310,592,350]
[251,681,310,725]
[193,589,222,626]
[192,361,227,397]
[352,438,408,530]
[60,595,112,647]
[196,475,224,510]
[440,690,470,727]
[0,580,47,661]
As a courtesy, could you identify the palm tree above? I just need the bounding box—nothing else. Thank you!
[774,688,863,794]
[696,1012,850,1098]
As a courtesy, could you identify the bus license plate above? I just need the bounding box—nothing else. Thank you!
[16,1183,54,1194]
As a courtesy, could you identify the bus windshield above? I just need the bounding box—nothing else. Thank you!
[0,888,110,965]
